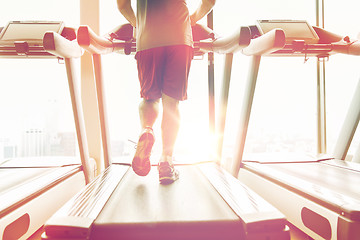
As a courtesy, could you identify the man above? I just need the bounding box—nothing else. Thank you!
[117,0,216,184]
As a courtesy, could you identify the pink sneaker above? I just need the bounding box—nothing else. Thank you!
[132,127,155,176]
[158,160,179,185]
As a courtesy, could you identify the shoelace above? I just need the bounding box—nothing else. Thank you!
[128,139,138,149]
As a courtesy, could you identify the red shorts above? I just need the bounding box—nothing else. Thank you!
[135,45,193,101]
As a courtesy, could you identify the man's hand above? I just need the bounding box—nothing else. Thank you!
[117,0,137,27]
[190,0,216,26]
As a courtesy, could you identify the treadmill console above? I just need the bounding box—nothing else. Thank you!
[0,21,64,57]
[0,21,64,46]
[257,20,319,44]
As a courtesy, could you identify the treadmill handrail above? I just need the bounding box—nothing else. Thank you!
[199,26,251,54]
[43,31,84,58]
[313,25,360,55]
[242,28,286,56]
[331,39,360,56]
[313,26,360,55]
[42,31,93,184]
[332,79,360,159]
[77,25,126,55]
[242,25,360,57]
[77,24,251,55]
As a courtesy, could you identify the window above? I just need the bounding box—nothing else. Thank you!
[215,1,318,161]
[325,0,360,159]
[0,1,80,163]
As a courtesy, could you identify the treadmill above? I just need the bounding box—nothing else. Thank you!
[41,24,290,240]
[217,20,360,240]
[0,21,93,240]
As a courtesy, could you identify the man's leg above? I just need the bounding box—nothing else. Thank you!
[132,98,159,176]
[157,45,192,184]
[161,93,180,160]
[139,98,160,129]
[158,93,180,184]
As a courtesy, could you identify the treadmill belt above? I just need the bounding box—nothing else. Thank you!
[92,165,243,240]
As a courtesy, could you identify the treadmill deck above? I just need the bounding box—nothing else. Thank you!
[93,165,242,239]
[43,163,289,240]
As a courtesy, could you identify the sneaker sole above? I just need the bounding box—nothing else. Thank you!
[159,176,177,185]
[132,131,155,176]
[159,171,179,185]
[132,157,151,176]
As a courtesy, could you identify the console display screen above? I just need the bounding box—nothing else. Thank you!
[257,20,319,44]
[0,22,63,43]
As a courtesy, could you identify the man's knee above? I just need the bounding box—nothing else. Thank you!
[139,98,160,112]
[140,98,160,106]
[162,93,179,108]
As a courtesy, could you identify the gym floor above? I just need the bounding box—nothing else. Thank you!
[28,223,313,240]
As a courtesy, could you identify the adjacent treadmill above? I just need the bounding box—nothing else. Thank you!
[217,20,360,240]
[0,21,93,240]
[41,24,290,240]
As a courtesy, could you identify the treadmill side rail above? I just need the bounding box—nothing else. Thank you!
[43,165,130,239]
[198,163,290,239]
[0,166,82,218]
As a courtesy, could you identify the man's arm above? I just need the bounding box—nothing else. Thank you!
[190,0,216,26]
[117,0,136,27]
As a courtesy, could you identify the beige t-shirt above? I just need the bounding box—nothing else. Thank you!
[136,0,193,51]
